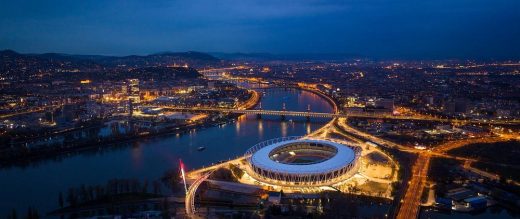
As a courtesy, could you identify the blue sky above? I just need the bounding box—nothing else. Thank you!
[1,0,519,59]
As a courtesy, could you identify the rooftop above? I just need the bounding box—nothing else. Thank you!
[250,139,356,174]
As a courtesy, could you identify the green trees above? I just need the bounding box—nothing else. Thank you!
[161,167,180,193]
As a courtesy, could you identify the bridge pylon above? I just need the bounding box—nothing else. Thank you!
[256,102,262,119]
[306,104,311,121]
[281,102,286,120]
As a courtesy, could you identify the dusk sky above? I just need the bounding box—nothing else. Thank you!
[1,0,519,59]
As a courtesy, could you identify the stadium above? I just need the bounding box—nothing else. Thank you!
[244,137,361,187]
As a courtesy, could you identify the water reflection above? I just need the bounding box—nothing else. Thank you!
[131,143,143,170]
[235,118,241,132]
[258,120,264,137]
[281,121,288,137]
[0,88,334,216]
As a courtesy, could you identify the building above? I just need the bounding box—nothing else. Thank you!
[268,191,282,204]
[128,79,140,104]
[245,137,360,187]
[121,83,128,95]
[463,196,487,210]
[375,98,394,111]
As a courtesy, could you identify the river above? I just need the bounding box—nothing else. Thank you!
[0,87,334,217]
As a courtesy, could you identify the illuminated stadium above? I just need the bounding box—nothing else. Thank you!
[245,137,360,187]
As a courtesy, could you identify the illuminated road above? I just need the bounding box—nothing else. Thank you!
[336,118,416,152]
[432,137,507,153]
[335,117,432,219]
[185,156,252,218]
[237,89,260,110]
[172,83,519,219]
[397,153,431,219]
[185,170,214,218]
[0,102,83,119]
[0,104,65,119]
[0,109,45,118]
[334,117,518,219]
[183,115,515,219]
[187,156,245,179]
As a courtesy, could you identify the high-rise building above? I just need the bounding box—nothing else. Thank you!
[128,79,140,104]
[121,83,128,95]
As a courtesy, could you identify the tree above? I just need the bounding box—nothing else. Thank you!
[153,180,162,194]
[87,186,94,201]
[66,188,78,207]
[142,180,149,194]
[161,168,180,193]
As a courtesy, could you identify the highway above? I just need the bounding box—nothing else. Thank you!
[182,114,516,219]
[174,85,519,219]
[397,153,431,219]
[336,118,417,152]
[335,117,518,219]
[0,104,66,119]
[433,136,514,153]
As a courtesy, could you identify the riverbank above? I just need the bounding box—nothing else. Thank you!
[0,116,234,168]
[0,87,335,218]
[0,90,262,168]
[297,86,339,113]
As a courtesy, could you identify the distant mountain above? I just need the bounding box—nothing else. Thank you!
[128,66,202,79]
[0,49,21,57]
[151,51,220,62]
[0,50,221,67]
[48,66,202,82]
[210,52,279,61]
[0,50,219,80]
[210,52,364,61]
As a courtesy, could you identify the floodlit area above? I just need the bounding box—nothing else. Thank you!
[187,136,399,199]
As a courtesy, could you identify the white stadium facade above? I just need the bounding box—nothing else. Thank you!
[245,137,361,187]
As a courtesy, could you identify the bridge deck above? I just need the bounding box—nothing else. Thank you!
[151,106,520,125]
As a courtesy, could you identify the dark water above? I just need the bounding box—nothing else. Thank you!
[0,88,333,217]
